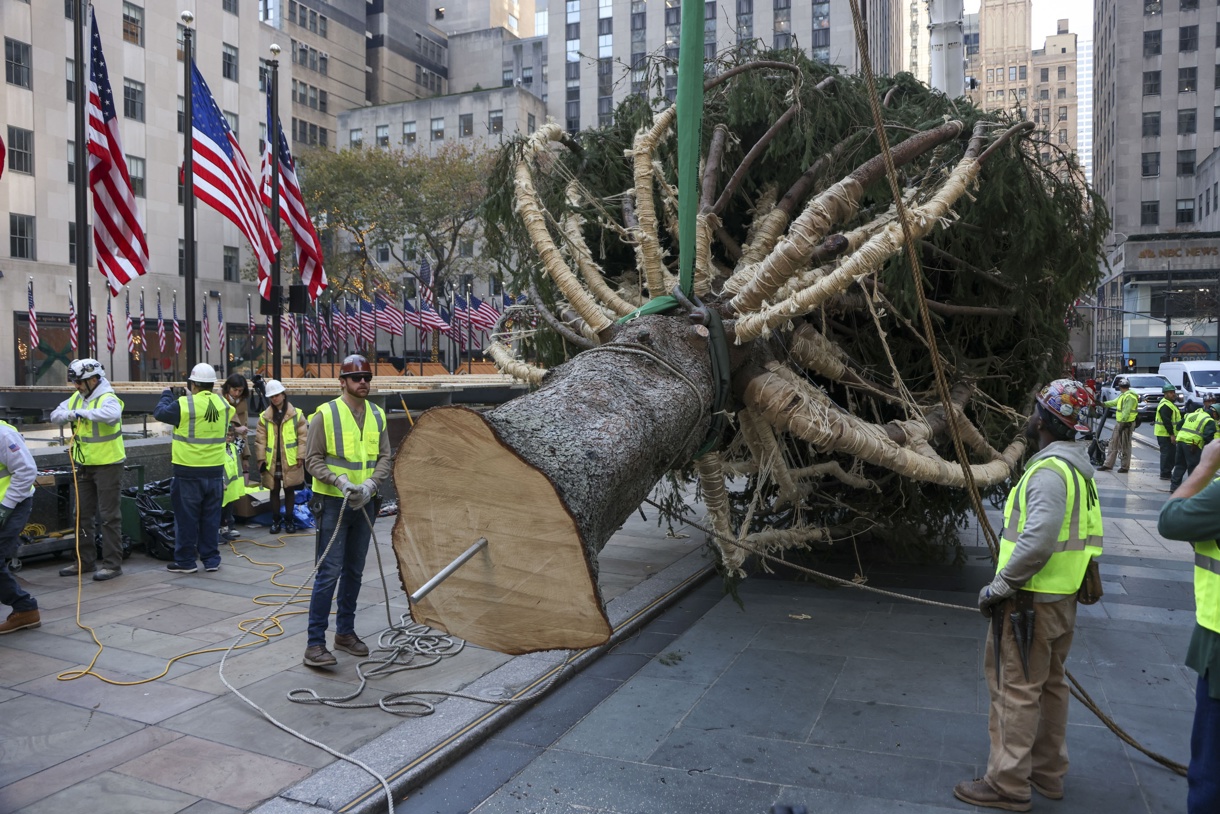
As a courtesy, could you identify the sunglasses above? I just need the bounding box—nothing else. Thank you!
[344,374,372,383]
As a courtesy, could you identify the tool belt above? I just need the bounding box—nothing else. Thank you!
[1076,560,1104,605]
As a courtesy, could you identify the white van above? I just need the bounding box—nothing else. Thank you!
[1158,361,1220,410]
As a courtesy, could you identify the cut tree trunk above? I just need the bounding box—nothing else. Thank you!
[393,315,715,654]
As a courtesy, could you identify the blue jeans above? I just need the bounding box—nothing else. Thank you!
[0,498,36,613]
[307,495,375,647]
[172,474,224,569]
[1189,675,1220,813]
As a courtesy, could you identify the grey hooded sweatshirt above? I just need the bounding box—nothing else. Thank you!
[998,440,1098,602]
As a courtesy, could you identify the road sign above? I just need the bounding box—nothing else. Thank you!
[1158,342,1178,349]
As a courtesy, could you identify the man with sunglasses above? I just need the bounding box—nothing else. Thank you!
[301,355,391,668]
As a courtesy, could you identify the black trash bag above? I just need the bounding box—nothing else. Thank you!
[137,491,177,561]
[123,478,173,499]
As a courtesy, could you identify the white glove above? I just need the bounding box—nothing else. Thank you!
[359,481,377,503]
[336,475,354,494]
[978,574,1016,618]
[50,406,70,424]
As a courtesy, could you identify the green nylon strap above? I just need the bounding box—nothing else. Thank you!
[676,0,704,299]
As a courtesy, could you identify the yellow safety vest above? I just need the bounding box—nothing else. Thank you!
[1178,409,1216,448]
[312,398,385,498]
[1154,398,1181,438]
[68,390,126,466]
[260,409,300,471]
[1112,390,1139,423]
[999,456,1104,594]
[0,420,33,506]
[222,442,244,506]
[171,391,234,468]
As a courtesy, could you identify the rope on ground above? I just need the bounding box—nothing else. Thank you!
[642,496,1189,777]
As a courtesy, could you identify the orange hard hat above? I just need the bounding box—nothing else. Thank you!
[339,354,372,377]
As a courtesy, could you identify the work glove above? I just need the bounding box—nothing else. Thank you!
[978,574,1016,619]
[358,481,377,506]
[0,505,13,529]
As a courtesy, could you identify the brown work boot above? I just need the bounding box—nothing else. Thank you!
[1118,468,1129,473]
[59,563,95,577]
[953,779,1031,812]
[1031,777,1064,800]
[303,645,337,668]
[0,609,41,635]
[1096,465,1111,472]
[333,633,369,657]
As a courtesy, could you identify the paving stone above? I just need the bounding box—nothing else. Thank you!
[749,620,980,669]
[115,734,312,810]
[13,665,213,724]
[11,770,198,814]
[397,739,544,814]
[807,698,988,765]
[831,655,980,714]
[0,647,79,686]
[0,694,143,786]
[551,676,708,762]
[491,675,622,748]
[1079,628,1183,672]
[635,616,762,686]
[1131,755,1190,813]
[1094,661,1195,712]
[35,597,180,636]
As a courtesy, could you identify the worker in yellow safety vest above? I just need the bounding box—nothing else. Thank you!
[50,358,127,581]
[1155,384,1182,480]
[1098,376,1139,473]
[1159,439,1220,813]
[1171,394,1220,491]
[300,355,392,669]
[955,379,1104,812]
[153,363,234,574]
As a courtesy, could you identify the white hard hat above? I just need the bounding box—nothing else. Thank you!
[68,358,104,382]
[264,379,286,398]
[188,362,218,385]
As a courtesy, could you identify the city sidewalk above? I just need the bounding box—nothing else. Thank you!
[0,431,1199,814]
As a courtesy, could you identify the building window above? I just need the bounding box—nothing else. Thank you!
[489,109,503,134]
[522,66,533,85]
[1143,111,1161,137]
[1019,65,1027,80]
[349,128,362,148]
[503,69,514,87]
[1058,129,1068,144]
[223,246,240,282]
[431,117,445,140]
[66,59,76,101]
[318,90,327,114]
[1143,70,1161,95]
[1144,30,1162,56]
[319,128,328,148]
[7,126,33,174]
[1039,89,1049,100]
[69,221,85,265]
[1214,105,1220,131]
[127,156,145,197]
[222,44,239,81]
[10,214,35,260]
[177,96,185,133]
[1179,66,1198,93]
[458,114,473,137]
[403,121,416,144]
[223,0,238,12]
[528,113,536,133]
[986,69,994,83]
[123,79,145,121]
[1141,201,1160,226]
[1178,149,1196,175]
[1177,199,1196,224]
[319,15,328,38]
[1179,108,1197,135]
[67,140,76,184]
[1058,106,1067,121]
[1145,0,1163,13]
[224,111,238,138]
[1057,87,1067,99]
[122,3,144,47]
[1142,152,1161,176]
[5,38,31,89]
[179,240,185,276]
[376,124,389,146]
[177,24,186,61]
[1180,25,1199,51]
[1181,0,1198,9]
[1009,66,1017,81]
[460,239,474,258]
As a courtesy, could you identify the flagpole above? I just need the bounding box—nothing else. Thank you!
[417,284,424,375]
[401,287,408,376]
[247,294,253,372]
[181,11,198,370]
[466,281,473,373]
[269,43,283,382]
[73,1,90,358]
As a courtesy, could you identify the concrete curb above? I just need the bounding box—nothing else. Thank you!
[249,547,716,814]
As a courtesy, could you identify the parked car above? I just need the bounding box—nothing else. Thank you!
[1158,361,1220,411]
[1099,374,1175,419]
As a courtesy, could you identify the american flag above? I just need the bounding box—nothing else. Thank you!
[419,258,436,306]
[320,308,333,352]
[265,313,272,349]
[172,294,182,354]
[440,305,466,349]
[203,299,211,355]
[375,293,405,334]
[284,313,297,352]
[419,299,450,333]
[86,8,149,295]
[260,96,327,302]
[0,131,5,182]
[27,280,38,350]
[331,300,346,346]
[189,62,279,298]
[138,289,146,350]
[89,313,97,358]
[360,299,377,346]
[124,290,134,353]
[218,299,226,355]
[156,291,165,353]
[303,312,318,353]
[403,298,428,333]
[346,301,358,347]
[470,294,500,331]
[106,297,116,354]
[450,294,472,332]
[68,287,79,353]
[247,295,255,339]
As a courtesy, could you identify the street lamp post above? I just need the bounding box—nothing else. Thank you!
[1165,262,1173,364]
[269,44,282,382]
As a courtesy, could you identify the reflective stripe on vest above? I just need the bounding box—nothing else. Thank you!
[1177,409,1215,448]
[68,390,126,466]
[172,392,234,468]
[0,420,32,506]
[1154,398,1182,438]
[998,455,1104,594]
[312,399,385,497]
[1195,539,1220,634]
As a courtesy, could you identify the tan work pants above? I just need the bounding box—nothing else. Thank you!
[1103,421,1134,469]
[984,595,1077,800]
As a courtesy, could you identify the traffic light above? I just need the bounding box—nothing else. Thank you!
[1127,358,1137,370]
